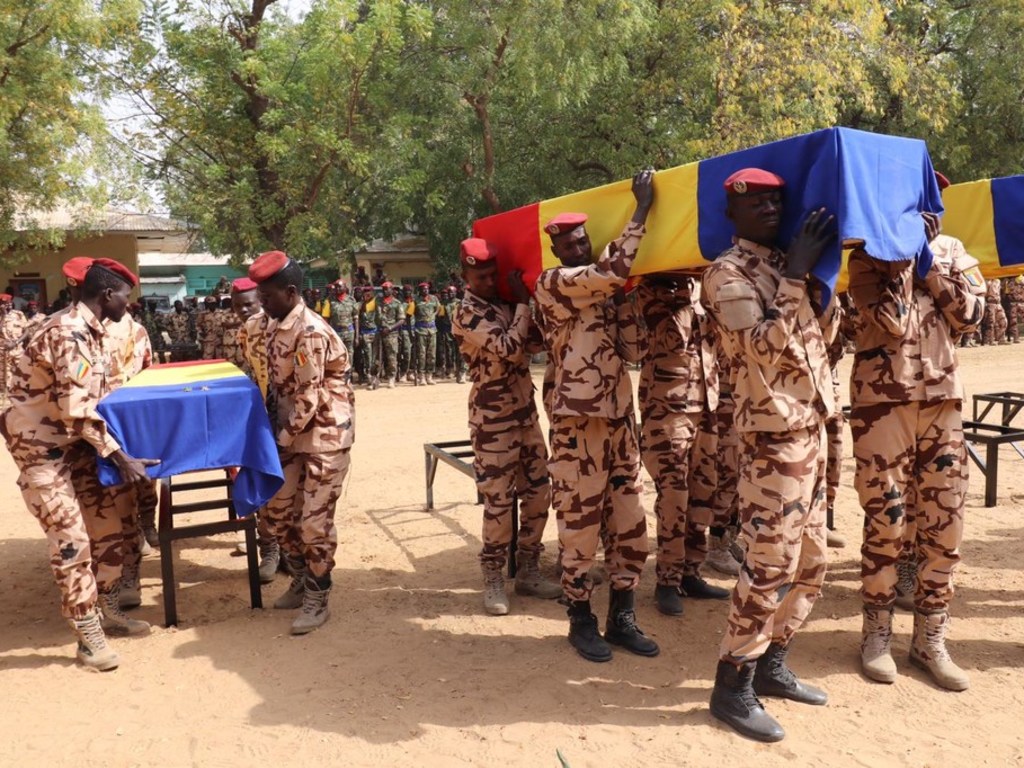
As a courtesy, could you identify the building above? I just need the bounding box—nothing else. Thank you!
[355,235,433,287]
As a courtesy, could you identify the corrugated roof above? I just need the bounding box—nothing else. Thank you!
[138,251,235,267]
[16,204,190,233]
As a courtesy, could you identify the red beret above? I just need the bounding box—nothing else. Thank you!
[91,258,139,287]
[460,237,497,267]
[935,172,951,190]
[0,294,11,302]
[381,281,393,288]
[723,168,785,196]
[248,250,290,283]
[27,300,38,308]
[418,282,430,289]
[62,256,95,286]
[231,277,257,293]
[544,212,588,237]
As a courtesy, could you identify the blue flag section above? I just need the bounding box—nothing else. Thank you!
[96,368,284,517]
[992,176,1024,269]
[696,127,944,304]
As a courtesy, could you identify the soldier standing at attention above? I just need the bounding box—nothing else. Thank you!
[141,300,167,364]
[532,168,658,663]
[413,281,440,385]
[849,190,983,691]
[377,281,405,388]
[400,284,416,382]
[0,293,27,399]
[981,277,1007,345]
[1,260,157,670]
[1003,275,1023,343]
[452,238,562,615]
[357,285,379,388]
[330,280,360,367]
[249,251,355,635]
[702,169,837,742]
[635,273,728,617]
[444,287,467,383]
[197,295,219,359]
[434,286,453,378]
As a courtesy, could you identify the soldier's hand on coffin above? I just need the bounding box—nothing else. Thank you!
[111,450,160,485]
[785,207,836,280]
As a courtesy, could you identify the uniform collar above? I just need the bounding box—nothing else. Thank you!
[734,237,786,270]
[278,301,306,330]
[76,302,107,337]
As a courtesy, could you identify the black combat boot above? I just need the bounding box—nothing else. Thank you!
[752,642,828,705]
[679,573,730,600]
[654,583,684,616]
[604,588,659,657]
[567,600,612,662]
[710,660,785,743]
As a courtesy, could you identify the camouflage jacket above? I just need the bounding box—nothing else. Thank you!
[847,237,982,405]
[220,312,247,370]
[0,309,26,342]
[195,310,219,344]
[266,303,354,454]
[1008,277,1024,303]
[452,291,538,431]
[358,301,379,333]
[163,311,192,344]
[377,297,405,334]
[2,302,121,463]
[635,281,718,418]
[330,296,359,333]
[104,314,151,391]
[533,220,645,419]
[702,238,837,433]
[413,295,440,331]
[985,278,1001,303]
[239,311,269,398]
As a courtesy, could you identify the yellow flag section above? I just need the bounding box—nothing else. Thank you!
[123,361,247,389]
[537,162,703,275]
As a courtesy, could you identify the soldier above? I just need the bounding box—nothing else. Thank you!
[377,281,405,388]
[248,250,355,635]
[220,291,247,371]
[412,282,440,385]
[164,300,194,361]
[197,295,220,359]
[1,259,157,670]
[141,300,167,364]
[400,285,416,382]
[444,287,467,383]
[435,287,454,378]
[1004,275,1023,343]
[981,277,1007,345]
[214,294,234,358]
[330,280,360,366]
[357,285,379,388]
[452,239,561,615]
[849,197,983,692]
[636,273,728,617]
[0,293,26,399]
[824,299,848,549]
[22,301,44,335]
[532,168,658,663]
[702,168,837,742]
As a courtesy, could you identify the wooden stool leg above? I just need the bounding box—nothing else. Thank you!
[244,517,262,609]
[158,478,178,627]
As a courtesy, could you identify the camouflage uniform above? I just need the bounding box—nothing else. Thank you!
[377,296,405,380]
[239,311,270,399]
[702,238,837,664]
[825,303,847,525]
[982,278,1007,345]
[330,294,359,361]
[1005,276,1024,343]
[357,298,379,381]
[636,281,719,585]
[413,294,441,379]
[196,306,220,359]
[220,311,247,372]
[141,308,166,362]
[533,221,650,603]
[847,239,982,612]
[452,291,550,568]
[444,296,467,381]
[398,298,414,379]
[1,304,125,619]
[164,309,196,362]
[265,304,355,579]
[1,308,27,398]
[435,299,453,375]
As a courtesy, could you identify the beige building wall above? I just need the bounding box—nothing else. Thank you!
[1,234,139,306]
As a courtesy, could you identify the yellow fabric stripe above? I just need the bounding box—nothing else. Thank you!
[123,361,247,388]
[537,162,701,275]
[942,180,1005,276]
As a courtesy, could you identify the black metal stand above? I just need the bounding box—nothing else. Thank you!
[964,392,1024,508]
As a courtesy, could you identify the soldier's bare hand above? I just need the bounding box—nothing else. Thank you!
[922,211,942,242]
[507,270,531,304]
[785,207,836,280]
[631,167,656,212]
[111,451,160,485]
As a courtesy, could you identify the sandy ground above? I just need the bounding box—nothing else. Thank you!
[1,345,1023,768]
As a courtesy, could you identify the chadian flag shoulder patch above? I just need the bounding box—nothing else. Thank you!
[72,356,92,383]
[294,348,310,369]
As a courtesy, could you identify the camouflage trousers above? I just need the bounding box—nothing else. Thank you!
[720,423,827,664]
[358,331,378,378]
[201,339,218,360]
[1008,302,1023,342]
[825,410,843,512]
[640,409,705,585]
[265,448,350,578]
[688,396,739,531]
[472,418,551,567]
[850,399,966,612]
[381,332,399,378]
[10,442,127,619]
[982,303,1007,344]
[398,330,413,376]
[549,412,648,602]
[414,330,436,374]
[338,331,356,363]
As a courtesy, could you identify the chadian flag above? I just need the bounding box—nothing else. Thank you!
[96,360,284,517]
[942,175,1024,278]
[473,127,943,306]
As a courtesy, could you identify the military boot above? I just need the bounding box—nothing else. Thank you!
[604,588,659,657]
[98,587,151,636]
[706,533,741,576]
[910,610,970,691]
[426,373,436,385]
[567,600,612,662]
[826,527,847,548]
[752,641,828,704]
[513,551,562,599]
[291,575,331,635]
[118,561,142,610]
[680,573,730,600]
[140,507,159,550]
[71,611,120,672]
[257,536,281,584]
[654,583,684,616]
[709,660,785,743]
[894,556,916,612]
[482,561,510,615]
[387,377,396,389]
[861,605,897,683]
[274,554,307,609]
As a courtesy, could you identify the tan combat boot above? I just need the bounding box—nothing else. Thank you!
[291,576,331,635]
[98,587,150,636]
[71,611,120,671]
[274,554,306,609]
[706,532,741,576]
[118,561,142,610]
[257,536,281,584]
[426,373,436,385]
[894,556,916,612]
[481,561,510,616]
[910,610,970,691]
[514,550,562,599]
[861,605,897,683]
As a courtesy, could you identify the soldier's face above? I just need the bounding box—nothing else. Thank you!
[464,263,499,300]
[232,289,260,320]
[551,226,592,268]
[382,287,392,298]
[727,190,782,246]
[258,282,299,321]
[102,282,132,323]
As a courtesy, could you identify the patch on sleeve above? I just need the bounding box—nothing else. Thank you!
[294,348,310,369]
[714,281,760,332]
[961,266,986,295]
[70,356,92,384]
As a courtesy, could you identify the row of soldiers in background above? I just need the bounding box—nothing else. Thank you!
[962,274,1024,346]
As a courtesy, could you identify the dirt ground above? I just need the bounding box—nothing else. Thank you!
[1,344,1023,768]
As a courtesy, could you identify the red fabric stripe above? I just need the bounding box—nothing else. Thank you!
[472,203,541,299]
[151,359,228,369]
